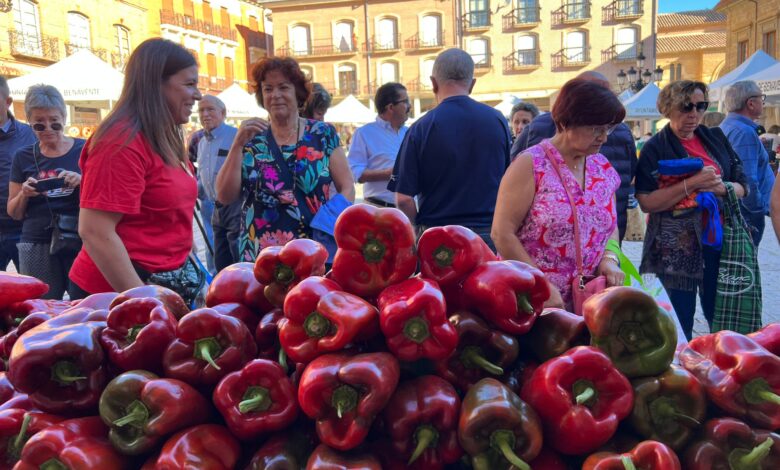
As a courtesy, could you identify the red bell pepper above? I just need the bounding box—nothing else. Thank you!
[246,431,317,469]
[330,204,417,298]
[7,318,107,415]
[0,273,48,311]
[0,373,13,405]
[206,262,274,315]
[0,396,33,413]
[749,323,780,355]
[462,260,549,335]
[435,312,520,393]
[0,409,64,468]
[163,308,257,386]
[110,285,189,320]
[99,370,211,455]
[378,278,458,362]
[679,330,780,429]
[213,359,298,440]
[100,297,178,374]
[417,225,496,288]
[69,292,120,310]
[255,308,284,360]
[14,416,124,470]
[384,375,462,468]
[583,440,682,470]
[141,424,240,470]
[526,308,590,362]
[210,302,260,333]
[521,346,634,455]
[529,447,568,470]
[1,299,71,329]
[298,352,400,451]
[280,277,379,364]
[0,312,52,362]
[502,358,540,397]
[254,238,328,307]
[306,444,382,470]
[459,378,543,470]
[684,418,780,470]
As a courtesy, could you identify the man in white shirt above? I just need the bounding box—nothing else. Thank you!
[348,82,409,207]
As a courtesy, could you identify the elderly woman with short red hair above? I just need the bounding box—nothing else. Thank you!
[216,57,354,261]
[492,79,626,310]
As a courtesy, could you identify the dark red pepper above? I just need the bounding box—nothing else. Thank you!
[142,424,240,470]
[378,278,458,362]
[684,418,780,470]
[206,262,274,315]
[306,444,382,470]
[245,431,316,469]
[1,299,71,329]
[417,225,496,288]
[254,238,328,307]
[0,409,64,468]
[210,302,260,333]
[582,440,682,470]
[110,285,190,320]
[255,308,284,360]
[529,447,568,470]
[0,312,52,362]
[526,308,590,362]
[749,323,780,355]
[0,273,48,311]
[69,292,120,310]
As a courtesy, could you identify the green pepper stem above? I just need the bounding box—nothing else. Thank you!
[274,263,295,285]
[303,312,331,339]
[408,425,438,465]
[575,387,595,405]
[490,430,530,470]
[743,378,780,406]
[40,459,68,470]
[516,294,534,314]
[738,437,774,467]
[194,337,222,370]
[757,390,780,406]
[433,245,454,268]
[331,385,359,419]
[672,412,701,428]
[403,317,430,344]
[278,348,289,372]
[461,346,504,375]
[126,324,146,343]
[112,400,149,428]
[51,361,86,384]
[239,386,272,414]
[10,413,31,457]
[362,237,386,263]
[621,455,636,470]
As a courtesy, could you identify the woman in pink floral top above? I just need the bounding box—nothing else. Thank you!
[492,79,626,310]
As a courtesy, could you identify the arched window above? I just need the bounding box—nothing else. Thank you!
[468,0,490,27]
[379,61,399,84]
[421,14,441,47]
[377,17,398,50]
[337,63,357,95]
[616,27,638,60]
[114,25,131,69]
[516,0,539,23]
[291,24,311,56]
[334,21,354,52]
[515,34,537,65]
[13,0,41,56]
[68,13,91,50]
[421,58,435,89]
[565,31,586,62]
[468,38,489,66]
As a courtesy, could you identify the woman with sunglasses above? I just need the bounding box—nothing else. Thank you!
[7,84,84,299]
[635,80,747,340]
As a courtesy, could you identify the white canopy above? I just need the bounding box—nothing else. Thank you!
[709,50,778,102]
[493,95,522,118]
[215,83,268,119]
[7,50,123,102]
[324,95,375,124]
[741,61,780,102]
[621,83,662,119]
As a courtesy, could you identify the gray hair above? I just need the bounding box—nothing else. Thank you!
[200,94,227,114]
[0,76,9,100]
[24,84,67,120]
[724,80,762,113]
[432,48,474,86]
[510,102,539,119]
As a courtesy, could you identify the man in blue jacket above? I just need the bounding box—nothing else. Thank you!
[0,76,36,271]
[720,80,775,246]
[511,71,637,242]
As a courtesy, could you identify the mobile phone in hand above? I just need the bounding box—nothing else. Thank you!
[34,177,66,192]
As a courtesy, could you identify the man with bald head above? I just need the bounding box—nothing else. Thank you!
[511,70,637,242]
[389,48,511,250]
[197,95,239,272]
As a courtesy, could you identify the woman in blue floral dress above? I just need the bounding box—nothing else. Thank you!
[216,57,354,261]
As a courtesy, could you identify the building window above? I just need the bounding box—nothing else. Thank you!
[337,63,358,95]
[220,7,231,32]
[737,40,749,65]
[565,31,586,62]
[202,1,214,31]
[616,0,641,16]
[468,0,490,27]
[515,34,537,65]
[763,31,776,59]
[224,57,234,84]
[291,24,311,55]
[249,15,259,32]
[468,38,489,66]
[182,0,195,26]
[67,12,91,50]
[516,0,540,24]
[421,14,442,47]
[615,27,638,60]
[676,63,682,80]
[566,1,589,20]
[163,0,174,12]
[377,17,398,50]
[300,65,314,80]
[114,25,131,65]
[379,61,399,84]
[334,21,355,52]
[13,0,42,56]
[206,53,217,80]
[669,62,676,81]
[421,58,435,88]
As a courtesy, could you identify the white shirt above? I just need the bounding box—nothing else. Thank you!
[348,116,407,203]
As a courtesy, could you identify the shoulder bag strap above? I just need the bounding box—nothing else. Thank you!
[542,144,585,281]
[263,123,315,222]
[31,143,58,224]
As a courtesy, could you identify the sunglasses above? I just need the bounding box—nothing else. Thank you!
[680,101,709,113]
[750,94,767,103]
[32,122,64,132]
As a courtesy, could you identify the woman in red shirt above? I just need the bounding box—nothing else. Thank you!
[68,38,202,299]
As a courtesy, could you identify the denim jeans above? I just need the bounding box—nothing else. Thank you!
[664,245,721,340]
[198,198,215,273]
[0,231,20,271]
[212,202,241,272]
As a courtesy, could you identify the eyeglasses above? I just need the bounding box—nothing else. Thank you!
[32,122,64,132]
[588,124,619,137]
[750,94,767,103]
[392,99,410,106]
[680,101,709,113]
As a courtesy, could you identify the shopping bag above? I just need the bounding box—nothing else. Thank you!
[624,206,646,242]
[712,183,763,334]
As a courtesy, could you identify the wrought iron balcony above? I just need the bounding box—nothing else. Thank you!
[111,51,128,71]
[160,10,237,41]
[472,53,492,70]
[602,43,640,62]
[502,6,541,31]
[552,47,591,68]
[603,0,643,22]
[503,50,540,72]
[364,35,402,53]
[404,31,445,50]
[552,2,591,25]
[462,10,491,32]
[322,81,360,97]
[277,38,358,58]
[406,77,434,93]
[9,30,59,62]
[65,43,108,61]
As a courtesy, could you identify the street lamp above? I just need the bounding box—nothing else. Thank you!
[616,44,662,93]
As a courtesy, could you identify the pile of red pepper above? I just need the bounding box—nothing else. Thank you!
[1,203,780,469]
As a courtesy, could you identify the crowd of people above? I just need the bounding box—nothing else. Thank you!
[1,38,778,339]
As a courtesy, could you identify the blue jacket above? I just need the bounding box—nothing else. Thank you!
[511,113,637,240]
[0,115,36,231]
[720,113,775,214]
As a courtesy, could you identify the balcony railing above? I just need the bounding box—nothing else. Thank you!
[602,43,640,62]
[503,50,540,72]
[603,0,643,22]
[8,30,59,62]
[364,35,402,53]
[552,47,591,67]
[502,6,542,31]
[404,31,445,50]
[277,38,358,58]
[552,2,591,25]
[322,81,360,97]
[65,43,108,61]
[462,10,491,31]
[472,53,492,70]
[111,51,129,71]
[406,77,434,93]
[159,10,237,41]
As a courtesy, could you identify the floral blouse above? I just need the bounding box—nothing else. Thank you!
[516,139,621,308]
[238,119,339,261]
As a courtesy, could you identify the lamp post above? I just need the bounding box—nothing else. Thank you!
[616,48,664,93]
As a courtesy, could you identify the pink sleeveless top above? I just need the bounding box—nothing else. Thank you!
[516,140,621,307]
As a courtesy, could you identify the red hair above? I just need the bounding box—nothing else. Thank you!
[250,57,312,108]
[552,79,626,132]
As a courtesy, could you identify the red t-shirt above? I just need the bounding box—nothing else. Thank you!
[680,135,722,175]
[69,124,197,294]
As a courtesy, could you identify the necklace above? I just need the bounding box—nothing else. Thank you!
[274,117,300,145]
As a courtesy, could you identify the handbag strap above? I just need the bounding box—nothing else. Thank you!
[542,143,586,280]
[31,143,58,224]
[263,120,314,222]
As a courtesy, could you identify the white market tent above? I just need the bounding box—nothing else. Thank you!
[324,95,375,124]
[215,83,268,119]
[742,61,780,103]
[7,50,123,103]
[709,49,778,102]
[493,95,522,118]
[621,83,662,119]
